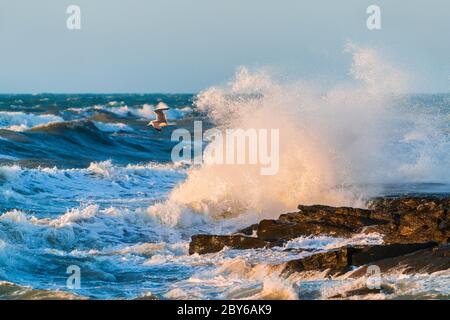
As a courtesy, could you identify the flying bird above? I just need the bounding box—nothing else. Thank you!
[148,103,169,131]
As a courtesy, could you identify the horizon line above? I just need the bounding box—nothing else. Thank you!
[0,92,450,96]
[0,92,197,95]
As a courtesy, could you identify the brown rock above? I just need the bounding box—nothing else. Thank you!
[189,234,273,255]
[257,219,353,242]
[282,247,350,275]
[257,204,391,242]
[281,242,440,275]
[189,197,449,256]
[235,223,259,236]
[369,197,449,244]
[256,198,449,244]
[288,205,391,227]
[328,285,395,299]
[349,242,438,266]
[350,244,450,276]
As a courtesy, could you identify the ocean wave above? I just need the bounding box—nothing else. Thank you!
[0,205,157,251]
[0,154,19,161]
[0,198,446,300]
[67,102,193,121]
[0,160,187,214]
[92,121,133,133]
[105,102,193,120]
[29,119,93,132]
[0,111,63,131]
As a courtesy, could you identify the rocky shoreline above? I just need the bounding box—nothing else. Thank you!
[189,197,449,294]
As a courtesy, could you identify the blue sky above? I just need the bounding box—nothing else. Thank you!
[0,0,449,93]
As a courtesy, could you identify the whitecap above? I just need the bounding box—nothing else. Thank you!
[0,111,63,131]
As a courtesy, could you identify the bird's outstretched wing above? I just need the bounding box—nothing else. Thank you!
[149,120,162,131]
[155,110,168,124]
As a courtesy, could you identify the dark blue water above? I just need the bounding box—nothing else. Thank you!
[0,94,196,168]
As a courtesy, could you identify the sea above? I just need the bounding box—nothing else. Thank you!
[0,71,449,299]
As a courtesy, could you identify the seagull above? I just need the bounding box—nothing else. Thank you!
[148,103,169,131]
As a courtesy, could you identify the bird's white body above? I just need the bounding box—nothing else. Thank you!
[148,104,169,131]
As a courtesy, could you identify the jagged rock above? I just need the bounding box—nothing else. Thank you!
[282,247,350,274]
[256,198,447,244]
[254,204,392,242]
[235,223,259,236]
[350,244,450,276]
[281,242,439,275]
[328,284,396,299]
[369,197,449,244]
[368,197,450,213]
[189,235,273,255]
[255,204,392,242]
[189,197,449,256]
[257,219,353,241]
[348,242,438,265]
[286,205,391,227]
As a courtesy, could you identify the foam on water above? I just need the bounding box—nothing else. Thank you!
[93,121,133,133]
[0,161,187,215]
[147,44,450,228]
[0,111,63,131]
[68,103,193,121]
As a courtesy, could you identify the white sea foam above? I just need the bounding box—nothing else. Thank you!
[145,44,450,227]
[0,161,187,213]
[87,102,193,120]
[318,272,450,300]
[0,154,19,161]
[0,205,161,251]
[93,121,133,133]
[0,111,63,131]
[283,233,384,251]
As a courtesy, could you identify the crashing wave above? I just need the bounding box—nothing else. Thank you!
[0,111,63,131]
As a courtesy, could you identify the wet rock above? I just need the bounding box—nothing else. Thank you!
[350,244,450,276]
[286,205,391,227]
[133,292,159,300]
[369,197,449,244]
[256,204,392,242]
[0,281,87,300]
[283,247,350,274]
[256,198,448,244]
[368,197,450,213]
[189,234,273,255]
[282,247,315,253]
[189,197,449,256]
[281,242,440,275]
[348,242,438,266]
[257,219,353,241]
[328,284,396,299]
[235,223,259,236]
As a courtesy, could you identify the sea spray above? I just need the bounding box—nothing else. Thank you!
[149,44,449,225]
